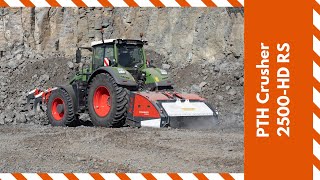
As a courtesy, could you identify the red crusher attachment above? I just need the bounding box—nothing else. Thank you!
[126,91,219,128]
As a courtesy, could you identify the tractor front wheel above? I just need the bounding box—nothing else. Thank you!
[87,73,129,127]
[47,88,76,126]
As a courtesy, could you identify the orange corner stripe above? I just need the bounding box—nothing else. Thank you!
[193,173,209,180]
[314,25,320,42]
[314,51,320,69]
[124,0,139,7]
[20,0,35,7]
[0,0,8,7]
[219,173,235,180]
[89,173,105,180]
[38,173,53,180]
[175,0,191,7]
[46,0,61,7]
[149,0,165,7]
[64,173,79,180]
[227,0,243,7]
[142,173,157,180]
[314,103,320,121]
[97,0,113,7]
[314,155,320,171]
[201,0,217,7]
[116,173,131,180]
[313,78,320,97]
[314,129,320,145]
[167,173,183,180]
[314,0,320,15]
[71,0,87,7]
[11,173,27,180]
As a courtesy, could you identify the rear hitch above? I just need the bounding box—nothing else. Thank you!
[26,87,58,112]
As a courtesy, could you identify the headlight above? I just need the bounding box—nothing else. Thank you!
[117,68,126,74]
[160,69,168,75]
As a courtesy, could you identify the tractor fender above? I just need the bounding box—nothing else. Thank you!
[57,85,78,113]
[143,68,173,88]
[88,67,138,87]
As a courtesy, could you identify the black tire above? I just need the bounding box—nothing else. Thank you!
[47,88,76,126]
[87,73,129,127]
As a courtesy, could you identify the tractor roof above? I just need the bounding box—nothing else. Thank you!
[91,39,116,47]
[91,39,145,47]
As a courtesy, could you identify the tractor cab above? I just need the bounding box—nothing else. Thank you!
[90,39,147,71]
[75,39,173,91]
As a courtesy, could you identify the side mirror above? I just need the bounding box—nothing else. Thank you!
[76,49,81,63]
[147,59,153,67]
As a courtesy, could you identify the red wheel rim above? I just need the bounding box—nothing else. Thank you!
[93,86,111,117]
[51,98,65,121]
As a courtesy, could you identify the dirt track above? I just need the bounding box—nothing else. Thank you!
[0,125,243,172]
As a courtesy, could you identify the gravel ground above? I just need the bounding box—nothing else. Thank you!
[0,125,243,172]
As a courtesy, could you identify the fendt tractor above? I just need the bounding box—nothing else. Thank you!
[27,37,218,128]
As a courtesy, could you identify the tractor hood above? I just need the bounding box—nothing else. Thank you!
[109,67,137,85]
[89,67,138,87]
[142,68,173,87]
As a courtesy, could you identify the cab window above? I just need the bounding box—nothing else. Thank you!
[104,45,114,61]
[93,46,104,69]
[92,45,114,69]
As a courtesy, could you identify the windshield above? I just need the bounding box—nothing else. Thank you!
[117,44,144,68]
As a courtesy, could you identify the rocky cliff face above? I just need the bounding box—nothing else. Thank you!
[0,7,244,127]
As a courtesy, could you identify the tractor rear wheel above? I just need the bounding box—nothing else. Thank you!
[87,73,129,127]
[47,88,76,126]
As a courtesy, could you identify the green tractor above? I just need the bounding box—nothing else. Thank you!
[27,39,218,128]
